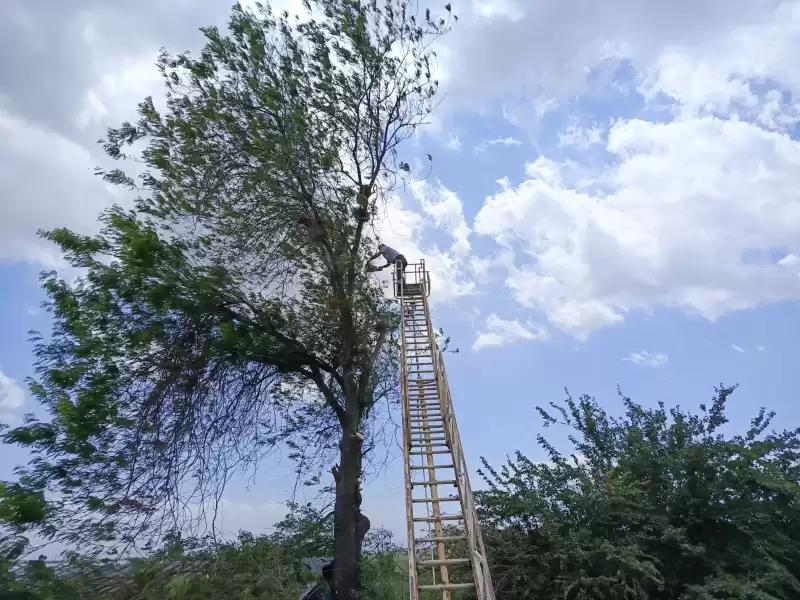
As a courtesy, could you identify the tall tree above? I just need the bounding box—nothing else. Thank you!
[0,2,454,598]
[477,385,800,599]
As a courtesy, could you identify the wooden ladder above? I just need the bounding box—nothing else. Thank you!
[397,261,495,600]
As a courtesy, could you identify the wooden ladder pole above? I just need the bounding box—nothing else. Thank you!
[418,378,452,600]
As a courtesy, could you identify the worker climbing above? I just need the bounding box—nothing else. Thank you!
[367,243,408,295]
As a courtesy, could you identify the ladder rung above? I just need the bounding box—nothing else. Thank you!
[419,583,475,591]
[415,535,466,543]
[410,443,449,449]
[412,479,456,486]
[410,464,453,470]
[409,450,450,455]
[413,514,463,522]
[412,496,460,503]
[419,558,470,567]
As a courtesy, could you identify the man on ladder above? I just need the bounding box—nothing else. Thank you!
[367,243,408,295]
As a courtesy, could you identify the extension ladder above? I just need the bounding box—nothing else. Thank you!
[394,260,495,600]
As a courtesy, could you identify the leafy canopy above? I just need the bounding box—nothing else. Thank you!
[478,385,800,600]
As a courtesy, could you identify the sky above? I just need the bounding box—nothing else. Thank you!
[2,0,800,548]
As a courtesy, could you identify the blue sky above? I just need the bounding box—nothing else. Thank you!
[2,0,800,545]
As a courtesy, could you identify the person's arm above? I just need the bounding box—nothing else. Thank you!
[367,250,381,261]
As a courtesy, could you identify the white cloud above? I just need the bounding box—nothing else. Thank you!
[731,344,745,353]
[0,109,131,266]
[779,253,800,267]
[0,369,26,425]
[434,0,794,117]
[474,136,522,154]
[76,53,164,131]
[623,351,669,368]
[373,179,479,305]
[373,192,476,305]
[410,180,472,257]
[558,121,604,150]
[474,115,800,338]
[472,314,549,351]
[638,2,800,122]
[756,345,766,352]
[445,135,462,151]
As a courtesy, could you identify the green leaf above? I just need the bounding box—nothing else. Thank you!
[166,573,191,599]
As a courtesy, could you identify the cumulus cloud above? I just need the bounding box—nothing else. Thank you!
[623,351,669,368]
[0,369,26,425]
[436,1,795,114]
[373,186,476,305]
[474,114,800,338]
[0,110,120,265]
[472,314,549,351]
[410,180,472,257]
[0,0,301,267]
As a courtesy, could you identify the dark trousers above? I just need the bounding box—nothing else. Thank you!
[395,255,408,294]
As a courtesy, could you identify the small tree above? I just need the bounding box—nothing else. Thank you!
[477,385,800,599]
[0,2,454,599]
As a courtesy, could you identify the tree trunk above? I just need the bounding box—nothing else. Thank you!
[331,429,370,600]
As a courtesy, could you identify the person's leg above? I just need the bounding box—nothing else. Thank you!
[399,255,409,292]
[395,259,404,295]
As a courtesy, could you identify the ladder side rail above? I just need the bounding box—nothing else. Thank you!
[400,294,419,600]
[419,281,454,600]
[420,289,440,406]
[435,348,497,600]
